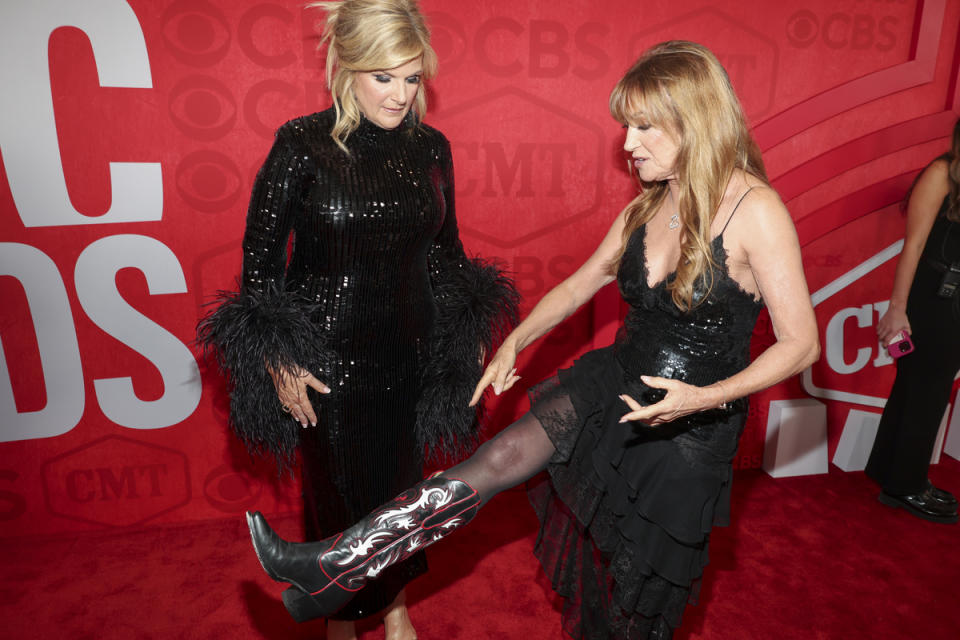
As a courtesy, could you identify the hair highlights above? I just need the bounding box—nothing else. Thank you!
[609,41,767,310]
[310,0,437,152]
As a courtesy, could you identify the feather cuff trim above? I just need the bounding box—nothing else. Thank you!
[416,257,520,462]
[197,283,333,467]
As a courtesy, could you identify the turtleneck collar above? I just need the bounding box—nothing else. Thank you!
[353,110,416,144]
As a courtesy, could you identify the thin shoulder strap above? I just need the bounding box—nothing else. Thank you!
[720,186,756,235]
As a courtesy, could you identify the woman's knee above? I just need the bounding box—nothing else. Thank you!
[475,429,528,476]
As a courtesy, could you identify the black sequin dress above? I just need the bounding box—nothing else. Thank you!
[527,224,763,639]
[199,108,517,620]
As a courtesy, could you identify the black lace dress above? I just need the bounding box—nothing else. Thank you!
[199,108,517,619]
[527,224,763,639]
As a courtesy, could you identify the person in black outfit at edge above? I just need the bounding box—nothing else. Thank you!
[198,1,519,638]
[866,118,960,525]
[245,41,821,639]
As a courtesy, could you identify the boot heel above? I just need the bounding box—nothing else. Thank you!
[282,587,325,623]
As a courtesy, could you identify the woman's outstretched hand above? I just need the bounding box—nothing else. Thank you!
[618,375,724,425]
[469,345,521,407]
[267,364,330,427]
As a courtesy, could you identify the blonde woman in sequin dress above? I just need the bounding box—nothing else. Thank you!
[199,2,517,638]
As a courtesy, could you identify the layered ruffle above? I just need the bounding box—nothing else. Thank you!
[527,347,745,639]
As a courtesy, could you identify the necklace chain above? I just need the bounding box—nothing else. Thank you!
[667,190,680,230]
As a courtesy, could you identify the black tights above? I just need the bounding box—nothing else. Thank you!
[441,411,557,506]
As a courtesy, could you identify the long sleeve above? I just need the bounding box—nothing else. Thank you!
[198,124,332,467]
[415,137,520,462]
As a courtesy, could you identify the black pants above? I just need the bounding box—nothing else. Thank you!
[866,262,960,495]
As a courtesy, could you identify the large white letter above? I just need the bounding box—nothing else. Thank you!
[74,235,201,429]
[0,244,85,441]
[825,305,874,375]
[0,0,161,227]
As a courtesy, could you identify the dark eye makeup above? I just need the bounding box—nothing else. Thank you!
[372,73,422,85]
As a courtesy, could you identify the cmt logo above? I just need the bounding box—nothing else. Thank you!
[803,240,903,408]
[435,86,604,249]
[41,436,190,527]
[824,302,894,375]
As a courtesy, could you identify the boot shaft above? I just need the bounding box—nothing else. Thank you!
[320,476,480,590]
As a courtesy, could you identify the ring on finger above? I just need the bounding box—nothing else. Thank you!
[281,405,292,413]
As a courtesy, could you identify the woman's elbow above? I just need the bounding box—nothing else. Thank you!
[800,334,821,370]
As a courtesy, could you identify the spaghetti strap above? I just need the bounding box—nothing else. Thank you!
[720,187,755,236]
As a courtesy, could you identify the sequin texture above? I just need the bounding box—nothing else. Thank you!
[238,108,477,619]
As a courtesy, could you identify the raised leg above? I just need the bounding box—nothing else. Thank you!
[249,411,558,620]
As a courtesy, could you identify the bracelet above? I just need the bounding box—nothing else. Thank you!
[714,381,728,410]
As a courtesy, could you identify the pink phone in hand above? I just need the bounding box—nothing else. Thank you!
[886,332,914,359]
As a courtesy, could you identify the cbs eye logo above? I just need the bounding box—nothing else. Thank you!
[785,9,898,52]
[175,150,244,213]
[169,75,237,141]
[162,0,232,67]
[204,464,262,513]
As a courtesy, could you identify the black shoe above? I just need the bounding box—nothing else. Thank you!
[247,476,481,620]
[878,488,958,524]
[925,480,958,508]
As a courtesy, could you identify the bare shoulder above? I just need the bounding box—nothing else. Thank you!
[725,181,796,249]
[924,158,949,179]
[913,158,950,197]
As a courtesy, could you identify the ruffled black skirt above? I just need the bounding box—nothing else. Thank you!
[526,346,746,639]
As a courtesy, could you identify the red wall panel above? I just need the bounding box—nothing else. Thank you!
[1,0,958,537]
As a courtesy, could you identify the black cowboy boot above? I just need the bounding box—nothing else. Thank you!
[247,475,480,620]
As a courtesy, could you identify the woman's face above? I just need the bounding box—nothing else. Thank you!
[353,57,423,130]
[622,108,680,183]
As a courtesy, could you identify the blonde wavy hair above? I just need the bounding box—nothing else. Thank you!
[609,41,767,311]
[309,0,438,152]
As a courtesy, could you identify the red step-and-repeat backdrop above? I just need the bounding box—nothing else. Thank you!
[1,0,958,538]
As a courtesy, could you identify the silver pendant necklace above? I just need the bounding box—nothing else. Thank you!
[667,189,680,230]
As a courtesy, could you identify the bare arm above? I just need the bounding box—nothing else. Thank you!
[469,209,628,404]
[876,160,949,344]
[621,187,821,424]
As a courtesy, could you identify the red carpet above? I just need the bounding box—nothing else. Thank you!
[2,459,958,639]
